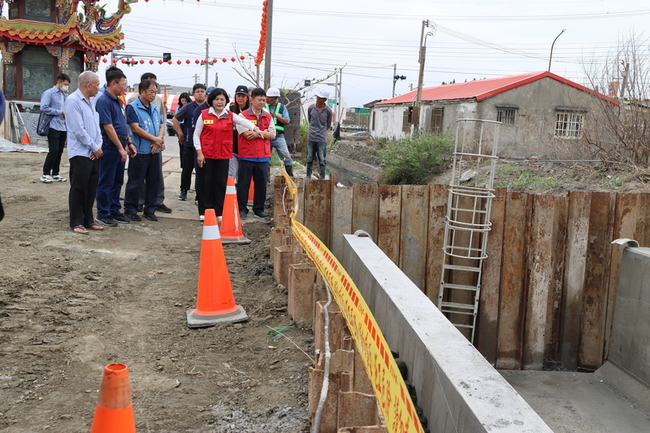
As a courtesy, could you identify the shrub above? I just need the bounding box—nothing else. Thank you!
[377,133,454,184]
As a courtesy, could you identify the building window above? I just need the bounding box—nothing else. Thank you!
[555,111,584,139]
[497,108,516,125]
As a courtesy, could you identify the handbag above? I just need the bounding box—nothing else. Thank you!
[37,111,54,136]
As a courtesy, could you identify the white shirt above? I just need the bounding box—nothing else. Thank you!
[193,106,257,150]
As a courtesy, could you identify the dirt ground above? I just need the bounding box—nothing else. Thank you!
[0,147,312,432]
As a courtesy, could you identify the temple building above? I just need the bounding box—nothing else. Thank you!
[0,0,135,141]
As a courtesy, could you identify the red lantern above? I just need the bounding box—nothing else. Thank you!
[221,58,226,63]
[195,59,200,64]
[121,59,126,63]
[240,55,245,60]
[112,59,118,64]
[131,60,137,65]
[158,60,163,64]
[139,59,144,64]
[212,58,217,63]
[177,60,181,64]
[231,57,236,62]
[186,59,190,64]
[102,58,108,63]
[167,60,172,64]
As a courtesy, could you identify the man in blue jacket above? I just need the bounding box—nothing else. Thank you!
[39,73,70,183]
[124,79,164,222]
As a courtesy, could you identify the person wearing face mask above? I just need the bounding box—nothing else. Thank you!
[39,73,71,183]
[193,87,260,220]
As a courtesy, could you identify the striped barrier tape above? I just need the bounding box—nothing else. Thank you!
[280,169,425,433]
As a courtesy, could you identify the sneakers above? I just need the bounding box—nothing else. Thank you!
[143,212,158,221]
[111,213,130,224]
[199,215,205,221]
[178,190,187,201]
[52,175,67,182]
[97,216,118,227]
[40,174,53,183]
[240,211,248,220]
[125,213,141,222]
[157,204,172,213]
[254,211,269,219]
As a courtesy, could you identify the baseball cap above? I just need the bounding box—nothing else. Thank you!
[315,89,330,99]
[206,86,216,94]
[235,85,248,95]
[266,87,280,97]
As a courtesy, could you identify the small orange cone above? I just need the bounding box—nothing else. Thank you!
[90,364,136,433]
[187,209,248,328]
[247,179,254,206]
[221,176,251,245]
[21,131,30,145]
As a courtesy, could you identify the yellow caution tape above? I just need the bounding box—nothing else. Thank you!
[280,168,424,433]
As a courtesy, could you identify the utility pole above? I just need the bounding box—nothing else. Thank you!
[392,63,406,98]
[415,20,433,134]
[620,61,630,99]
[338,68,343,124]
[263,0,273,90]
[205,38,210,86]
[193,74,200,84]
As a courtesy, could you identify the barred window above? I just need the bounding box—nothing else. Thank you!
[497,109,516,125]
[555,112,584,139]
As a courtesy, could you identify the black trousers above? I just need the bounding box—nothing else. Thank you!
[237,159,269,215]
[125,152,161,215]
[180,145,196,192]
[198,158,229,217]
[43,129,66,176]
[68,156,99,228]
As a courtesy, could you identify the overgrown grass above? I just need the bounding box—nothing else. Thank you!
[494,164,561,190]
[377,133,454,185]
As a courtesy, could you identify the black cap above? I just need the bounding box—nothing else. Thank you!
[235,85,249,95]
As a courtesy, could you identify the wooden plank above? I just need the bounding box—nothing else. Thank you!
[476,187,506,365]
[604,193,646,360]
[352,183,379,241]
[304,179,332,248]
[294,177,306,225]
[559,191,591,370]
[425,184,448,301]
[337,392,381,431]
[399,185,429,291]
[548,195,568,366]
[522,194,567,370]
[579,191,616,370]
[377,185,401,264]
[273,175,292,228]
[331,184,353,260]
[496,191,531,370]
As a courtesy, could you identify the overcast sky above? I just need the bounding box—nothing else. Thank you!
[100,0,650,106]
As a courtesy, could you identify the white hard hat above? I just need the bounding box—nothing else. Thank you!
[266,87,280,97]
[315,89,330,99]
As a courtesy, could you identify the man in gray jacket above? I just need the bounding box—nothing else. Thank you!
[306,89,332,180]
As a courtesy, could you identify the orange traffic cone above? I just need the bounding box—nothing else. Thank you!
[221,176,251,245]
[21,131,30,145]
[90,364,136,433]
[247,179,254,206]
[187,209,248,328]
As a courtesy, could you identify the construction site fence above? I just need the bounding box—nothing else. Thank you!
[273,176,643,372]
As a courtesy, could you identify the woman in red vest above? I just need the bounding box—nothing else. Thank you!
[193,88,261,220]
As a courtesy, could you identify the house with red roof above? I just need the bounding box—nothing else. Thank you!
[369,71,618,157]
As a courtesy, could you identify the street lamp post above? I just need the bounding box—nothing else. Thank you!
[547,29,566,72]
[392,63,406,98]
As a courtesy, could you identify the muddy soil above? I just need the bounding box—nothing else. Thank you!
[0,149,312,432]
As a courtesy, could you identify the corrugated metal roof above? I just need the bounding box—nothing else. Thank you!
[377,71,618,106]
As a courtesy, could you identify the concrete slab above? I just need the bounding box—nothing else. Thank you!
[500,370,650,433]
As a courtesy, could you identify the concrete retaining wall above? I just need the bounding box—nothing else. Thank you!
[341,233,553,433]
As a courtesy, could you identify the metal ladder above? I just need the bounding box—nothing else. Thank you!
[437,119,500,343]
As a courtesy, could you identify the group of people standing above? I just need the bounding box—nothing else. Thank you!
[39,65,333,234]
[55,67,171,234]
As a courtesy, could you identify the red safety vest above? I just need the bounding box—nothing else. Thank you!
[237,109,272,159]
[199,109,234,159]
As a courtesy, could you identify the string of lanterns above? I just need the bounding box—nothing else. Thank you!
[92,56,247,65]
[255,0,268,65]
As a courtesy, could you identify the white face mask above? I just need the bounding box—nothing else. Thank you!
[62,85,69,92]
